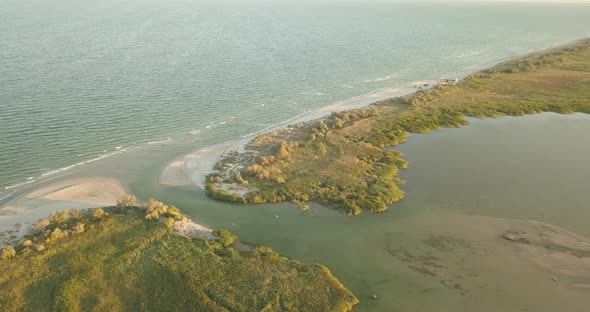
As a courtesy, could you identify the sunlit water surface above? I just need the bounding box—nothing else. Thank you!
[71,113,590,311]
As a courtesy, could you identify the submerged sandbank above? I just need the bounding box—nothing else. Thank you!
[501,219,590,282]
[378,209,590,311]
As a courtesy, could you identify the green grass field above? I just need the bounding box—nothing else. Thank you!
[0,206,358,312]
[206,39,590,215]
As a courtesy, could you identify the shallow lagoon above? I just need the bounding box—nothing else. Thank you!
[136,112,589,311]
[14,112,590,311]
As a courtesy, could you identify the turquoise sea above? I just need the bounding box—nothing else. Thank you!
[2,0,590,200]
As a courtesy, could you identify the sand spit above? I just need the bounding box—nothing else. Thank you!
[24,177,127,205]
[160,138,250,190]
[160,79,448,191]
[0,177,127,247]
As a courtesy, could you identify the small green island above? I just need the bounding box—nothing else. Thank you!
[206,39,590,215]
[0,196,358,311]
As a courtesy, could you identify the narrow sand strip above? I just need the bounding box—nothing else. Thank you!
[159,79,444,191]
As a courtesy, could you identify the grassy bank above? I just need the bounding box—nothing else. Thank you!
[206,39,590,215]
[0,202,358,311]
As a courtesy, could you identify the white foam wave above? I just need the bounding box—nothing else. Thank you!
[40,165,77,177]
[457,51,484,58]
[147,137,172,145]
[84,150,126,164]
[4,179,36,190]
[39,148,130,179]
[0,192,14,202]
[364,75,394,83]
[2,132,188,197]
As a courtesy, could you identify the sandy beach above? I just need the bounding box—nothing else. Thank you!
[0,177,127,246]
[160,138,250,189]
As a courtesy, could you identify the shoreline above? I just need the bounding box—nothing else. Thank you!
[159,37,590,192]
[159,79,441,190]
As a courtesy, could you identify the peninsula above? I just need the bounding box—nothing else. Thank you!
[205,39,590,215]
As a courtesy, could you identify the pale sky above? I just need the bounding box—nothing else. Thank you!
[283,0,590,3]
[402,0,588,1]
[332,0,590,2]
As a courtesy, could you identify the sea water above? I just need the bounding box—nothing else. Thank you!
[2,0,590,199]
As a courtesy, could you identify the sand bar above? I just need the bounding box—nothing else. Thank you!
[160,138,250,190]
[0,177,127,247]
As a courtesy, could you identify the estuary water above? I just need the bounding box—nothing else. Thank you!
[2,0,590,199]
[145,113,590,312]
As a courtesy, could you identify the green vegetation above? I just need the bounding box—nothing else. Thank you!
[0,202,358,311]
[214,229,237,248]
[207,39,590,215]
